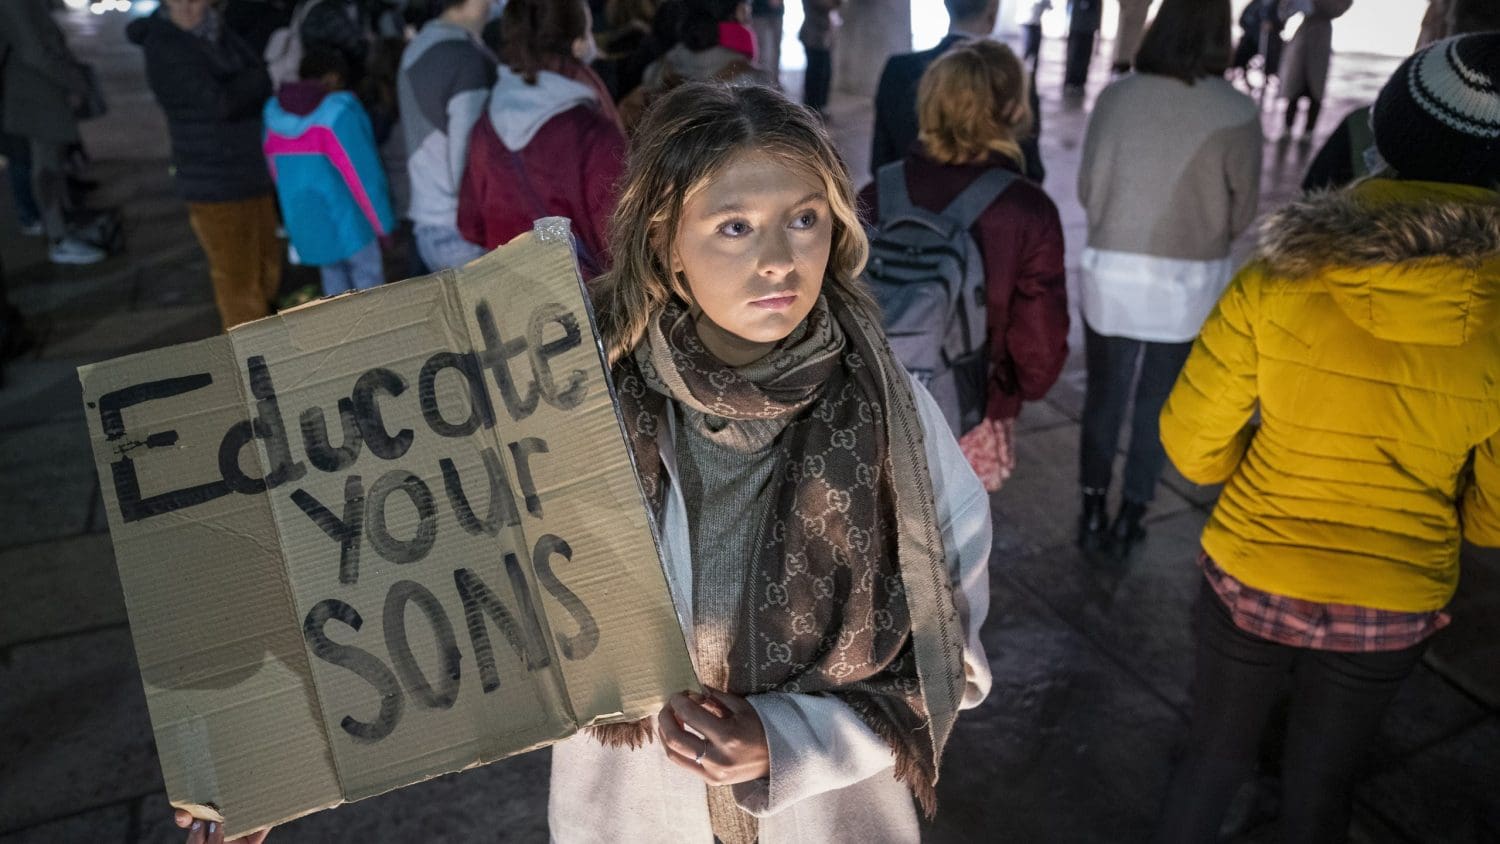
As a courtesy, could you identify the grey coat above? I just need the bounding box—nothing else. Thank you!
[0,0,85,143]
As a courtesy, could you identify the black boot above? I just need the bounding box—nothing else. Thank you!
[1077,489,1110,552]
[1110,501,1148,559]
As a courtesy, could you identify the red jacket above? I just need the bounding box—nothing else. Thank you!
[458,103,625,276]
[858,150,1069,420]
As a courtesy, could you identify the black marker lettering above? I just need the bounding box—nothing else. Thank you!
[303,599,403,742]
[508,437,549,518]
[300,398,364,472]
[474,301,539,422]
[527,303,587,410]
[246,356,306,488]
[352,368,414,461]
[365,470,437,564]
[419,351,494,438]
[440,448,518,537]
[532,535,599,661]
[384,580,462,710]
[292,477,365,585]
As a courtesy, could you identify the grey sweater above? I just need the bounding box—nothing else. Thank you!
[1078,73,1263,261]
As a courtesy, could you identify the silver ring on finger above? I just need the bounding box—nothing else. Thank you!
[694,748,705,766]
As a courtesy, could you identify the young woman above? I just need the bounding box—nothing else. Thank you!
[1156,32,1500,842]
[456,0,625,275]
[1074,0,1261,558]
[173,81,993,844]
[550,81,993,843]
[858,40,1068,493]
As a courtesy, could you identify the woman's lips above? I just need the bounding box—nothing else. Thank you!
[750,294,798,311]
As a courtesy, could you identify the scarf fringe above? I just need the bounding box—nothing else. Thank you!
[850,699,939,819]
[586,718,655,749]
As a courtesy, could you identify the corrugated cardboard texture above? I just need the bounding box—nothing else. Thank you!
[79,227,697,838]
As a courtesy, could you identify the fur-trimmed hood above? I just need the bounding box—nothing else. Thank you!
[1255,179,1500,346]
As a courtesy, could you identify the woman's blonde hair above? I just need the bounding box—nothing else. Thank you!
[593,82,872,366]
[917,40,1032,168]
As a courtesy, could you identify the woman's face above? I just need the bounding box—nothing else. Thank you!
[670,150,832,367]
[164,0,210,30]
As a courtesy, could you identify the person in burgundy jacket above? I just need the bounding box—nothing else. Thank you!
[858,39,1068,492]
[456,0,625,277]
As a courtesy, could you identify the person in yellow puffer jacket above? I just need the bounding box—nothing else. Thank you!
[1154,32,1500,844]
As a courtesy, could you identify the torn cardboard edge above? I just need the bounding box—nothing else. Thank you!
[81,220,697,838]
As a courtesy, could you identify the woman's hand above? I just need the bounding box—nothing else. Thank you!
[173,809,270,844]
[655,689,770,786]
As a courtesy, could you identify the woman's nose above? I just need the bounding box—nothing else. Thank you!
[757,229,795,277]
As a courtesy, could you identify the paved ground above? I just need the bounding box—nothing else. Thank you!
[1,10,1496,844]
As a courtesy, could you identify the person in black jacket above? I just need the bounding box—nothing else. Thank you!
[871,0,1045,184]
[127,0,283,330]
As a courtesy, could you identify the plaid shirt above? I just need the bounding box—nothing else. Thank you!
[1200,554,1449,652]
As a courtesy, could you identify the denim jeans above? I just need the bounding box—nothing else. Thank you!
[1156,580,1426,844]
[414,223,486,272]
[1078,323,1193,504]
[319,238,384,296]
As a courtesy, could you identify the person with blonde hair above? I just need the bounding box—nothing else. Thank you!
[563,81,993,843]
[860,39,1068,493]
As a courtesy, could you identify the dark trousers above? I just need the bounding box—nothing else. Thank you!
[1064,27,1098,87]
[1,133,40,226]
[803,47,832,112]
[1022,23,1043,75]
[1157,582,1426,843]
[1079,324,1192,504]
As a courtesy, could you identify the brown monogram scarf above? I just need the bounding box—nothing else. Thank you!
[597,290,967,820]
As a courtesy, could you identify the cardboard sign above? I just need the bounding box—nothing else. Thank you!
[78,223,696,838]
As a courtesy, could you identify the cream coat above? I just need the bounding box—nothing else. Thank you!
[548,376,994,843]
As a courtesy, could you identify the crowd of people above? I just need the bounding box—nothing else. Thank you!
[0,0,1496,842]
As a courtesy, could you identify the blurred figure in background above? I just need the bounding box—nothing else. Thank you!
[799,0,840,114]
[264,48,394,297]
[1021,0,1051,76]
[457,0,624,274]
[0,0,106,264]
[128,0,282,328]
[750,0,782,85]
[1063,0,1102,94]
[1278,0,1353,139]
[1303,0,1500,192]
[397,0,496,271]
[873,0,1046,184]
[1111,0,1151,73]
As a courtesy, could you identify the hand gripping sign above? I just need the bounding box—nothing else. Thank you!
[78,221,695,838]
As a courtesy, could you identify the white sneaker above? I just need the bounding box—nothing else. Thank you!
[48,235,107,265]
[18,220,44,237]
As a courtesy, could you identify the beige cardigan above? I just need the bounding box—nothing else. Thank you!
[547,376,994,844]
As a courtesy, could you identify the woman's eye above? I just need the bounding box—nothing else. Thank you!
[718,221,751,238]
[790,211,819,230]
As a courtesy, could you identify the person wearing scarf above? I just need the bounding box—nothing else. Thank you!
[547,81,993,844]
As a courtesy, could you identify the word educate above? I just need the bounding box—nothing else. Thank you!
[94,301,603,742]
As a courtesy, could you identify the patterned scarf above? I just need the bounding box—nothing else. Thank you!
[597,290,967,820]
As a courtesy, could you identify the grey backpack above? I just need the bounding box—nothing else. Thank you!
[865,162,1015,438]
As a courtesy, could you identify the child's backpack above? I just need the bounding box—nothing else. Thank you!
[864,161,1015,438]
[265,0,326,88]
